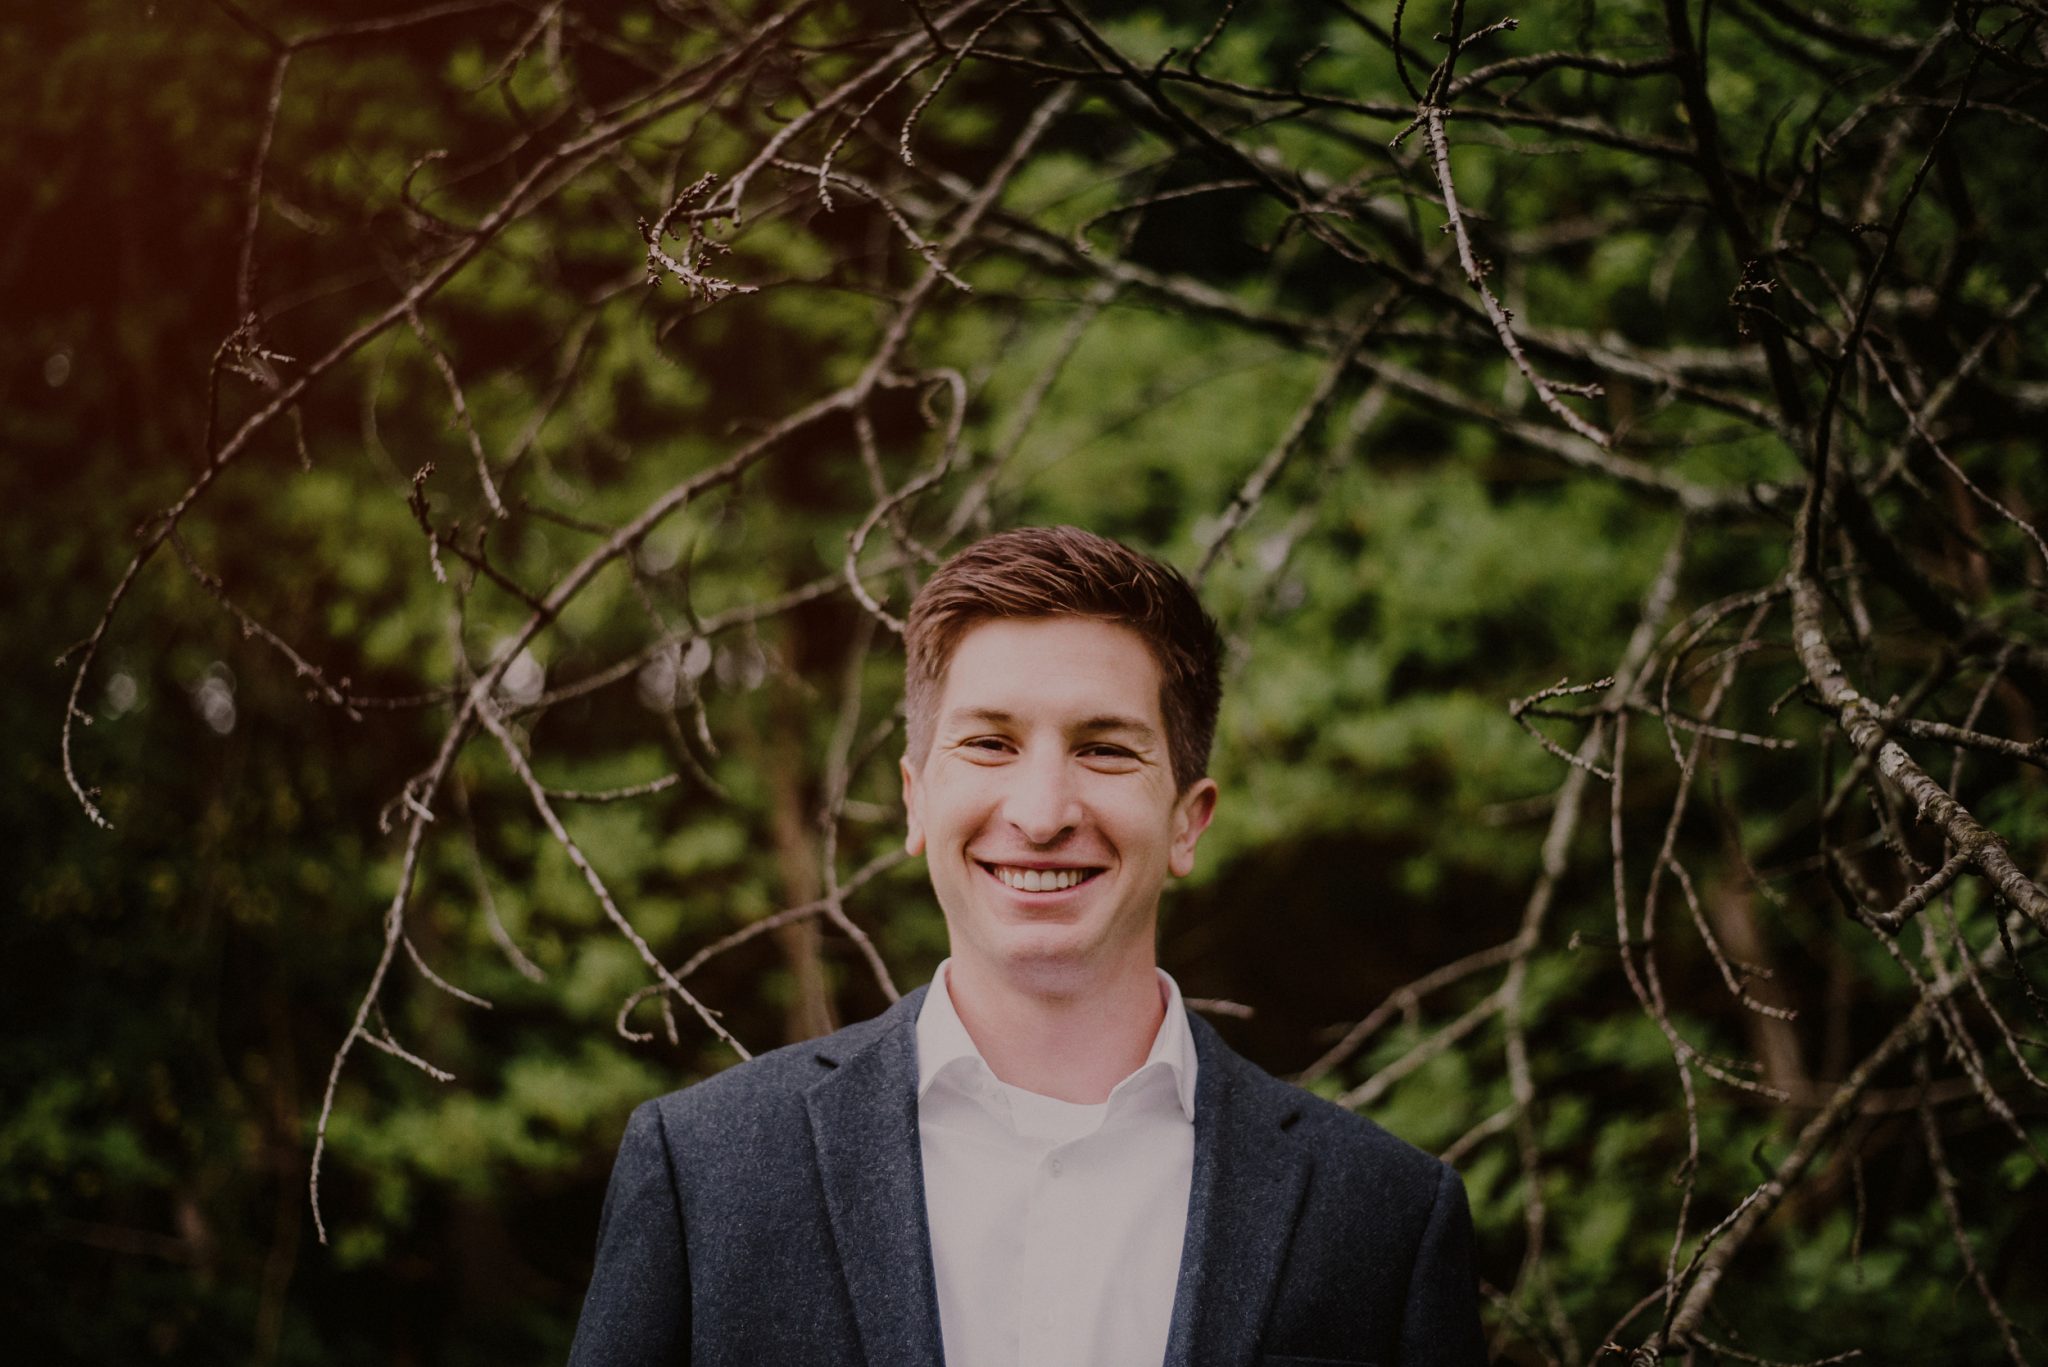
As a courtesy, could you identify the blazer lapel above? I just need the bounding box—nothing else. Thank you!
[1163,1014,1314,1367]
[804,987,945,1367]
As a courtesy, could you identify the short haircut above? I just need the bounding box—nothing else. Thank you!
[902,526,1224,792]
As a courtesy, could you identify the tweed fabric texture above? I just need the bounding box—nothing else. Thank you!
[568,985,1485,1367]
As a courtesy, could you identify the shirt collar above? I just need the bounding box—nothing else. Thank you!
[915,959,1199,1121]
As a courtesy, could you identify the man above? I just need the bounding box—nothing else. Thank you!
[569,526,1486,1367]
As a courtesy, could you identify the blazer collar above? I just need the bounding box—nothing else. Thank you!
[1162,1011,1314,1367]
[803,986,1309,1367]
[804,986,945,1367]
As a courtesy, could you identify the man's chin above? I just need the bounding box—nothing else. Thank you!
[969,930,1143,998]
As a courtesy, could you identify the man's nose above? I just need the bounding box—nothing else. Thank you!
[1002,750,1079,844]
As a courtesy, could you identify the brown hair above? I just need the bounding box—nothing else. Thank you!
[902,526,1224,792]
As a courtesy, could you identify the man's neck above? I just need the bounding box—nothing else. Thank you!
[943,954,1167,1105]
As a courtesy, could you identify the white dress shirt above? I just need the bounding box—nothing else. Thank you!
[915,960,1198,1367]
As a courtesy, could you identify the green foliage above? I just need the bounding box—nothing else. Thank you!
[8,0,2046,1362]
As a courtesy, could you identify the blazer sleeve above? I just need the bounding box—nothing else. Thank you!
[1396,1162,1487,1367]
[568,1100,691,1366]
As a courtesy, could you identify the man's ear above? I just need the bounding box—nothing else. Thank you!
[900,754,926,857]
[1168,777,1218,879]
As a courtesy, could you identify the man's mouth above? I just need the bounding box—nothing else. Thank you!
[976,862,1106,894]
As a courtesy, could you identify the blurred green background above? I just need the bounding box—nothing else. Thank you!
[6,1,2045,1363]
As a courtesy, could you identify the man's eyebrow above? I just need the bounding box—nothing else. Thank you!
[1073,714,1158,740]
[944,707,1018,728]
[943,707,1158,740]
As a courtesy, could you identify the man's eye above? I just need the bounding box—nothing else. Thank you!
[965,737,1010,751]
[1081,744,1134,759]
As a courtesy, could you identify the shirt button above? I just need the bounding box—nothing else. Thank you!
[1049,1157,1063,1177]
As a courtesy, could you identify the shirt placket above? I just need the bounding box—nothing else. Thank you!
[1016,1134,1074,1367]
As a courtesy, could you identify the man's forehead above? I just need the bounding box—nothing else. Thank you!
[941,613,1156,662]
[933,617,1166,732]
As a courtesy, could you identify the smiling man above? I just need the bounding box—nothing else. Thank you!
[569,526,1486,1367]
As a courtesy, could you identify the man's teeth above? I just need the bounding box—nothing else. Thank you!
[990,865,1091,892]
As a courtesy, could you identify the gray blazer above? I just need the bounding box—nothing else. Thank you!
[568,986,1486,1367]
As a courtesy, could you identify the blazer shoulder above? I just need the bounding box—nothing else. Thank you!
[1286,1081,1452,1192]
[648,988,921,1133]
[1204,1020,1454,1204]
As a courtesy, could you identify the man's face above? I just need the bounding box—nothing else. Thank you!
[899,616,1218,997]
